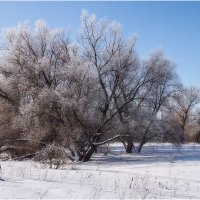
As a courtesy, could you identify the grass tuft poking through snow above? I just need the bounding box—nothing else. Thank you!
[0,143,200,199]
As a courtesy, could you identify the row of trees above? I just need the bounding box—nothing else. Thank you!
[0,10,199,162]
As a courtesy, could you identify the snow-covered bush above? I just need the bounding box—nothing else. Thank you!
[35,143,67,169]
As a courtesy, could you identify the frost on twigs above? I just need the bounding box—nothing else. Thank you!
[35,143,68,169]
[0,9,199,164]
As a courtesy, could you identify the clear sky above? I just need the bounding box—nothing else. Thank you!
[0,1,199,87]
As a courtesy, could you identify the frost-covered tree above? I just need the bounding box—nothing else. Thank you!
[118,51,180,153]
[0,20,77,157]
[166,86,200,142]
[0,10,189,162]
[74,10,140,161]
[136,52,180,152]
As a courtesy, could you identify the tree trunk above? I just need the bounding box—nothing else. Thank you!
[138,140,145,153]
[82,145,97,162]
[138,124,152,153]
[81,133,102,162]
[126,141,133,153]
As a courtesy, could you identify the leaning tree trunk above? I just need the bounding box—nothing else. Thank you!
[138,140,145,153]
[81,133,102,162]
[137,123,153,153]
[82,145,97,162]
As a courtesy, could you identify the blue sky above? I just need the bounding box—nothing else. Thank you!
[0,1,199,87]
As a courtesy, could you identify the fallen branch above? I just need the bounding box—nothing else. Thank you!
[0,145,35,154]
[13,153,39,161]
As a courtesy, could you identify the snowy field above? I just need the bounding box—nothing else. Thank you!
[1,143,200,199]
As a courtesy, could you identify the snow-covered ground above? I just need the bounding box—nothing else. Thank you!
[0,143,200,199]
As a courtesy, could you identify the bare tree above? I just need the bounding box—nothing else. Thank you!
[76,10,165,161]
[0,21,74,158]
[136,52,180,152]
[167,86,200,142]
[118,51,180,153]
[0,11,190,162]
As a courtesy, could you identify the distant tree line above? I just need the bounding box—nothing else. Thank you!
[0,10,200,162]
